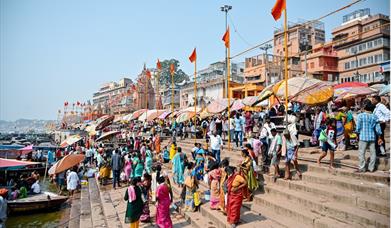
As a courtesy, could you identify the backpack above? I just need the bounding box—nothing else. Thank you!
[202,121,208,128]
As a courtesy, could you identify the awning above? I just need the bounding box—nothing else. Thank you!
[60,135,82,148]
[0,158,40,169]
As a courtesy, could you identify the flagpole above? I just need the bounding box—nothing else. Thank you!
[194,57,197,144]
[171,70,174,119]
[227,41,231,152]
[284,7,289,122]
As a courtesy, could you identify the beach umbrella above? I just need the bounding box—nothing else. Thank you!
[158,111,172,120]
[206,98,234,114]
[95,115,114,130]
[256,83,279,105]
[379,84,390,96]
[178,106,202,115]
[334,82,368,89]
[370,84,385,91]
[242,96,259,107]
[18,145,34,156]
[96,130,120,142]
[138,110,166,122]
[335,87,378,101]
[60,135,82,148]
[131,109,147,120]
[231,99,245,111]
[199,110,214,120]
[289,81,334,105]
[0,158,40,169]
[48,154,85,175]
[176,112,196,123]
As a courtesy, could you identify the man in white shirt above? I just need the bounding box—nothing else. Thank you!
[372,96,390,156]
[260,117,276,161]
[209,131,223,164]
[31,180,41,194]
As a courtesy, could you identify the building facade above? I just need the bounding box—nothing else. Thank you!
[332,9,390,83]
[273,20,326,78]
[92,78,136,115]
[300,42,339,82]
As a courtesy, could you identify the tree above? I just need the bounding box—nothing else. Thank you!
[158,59,189,88]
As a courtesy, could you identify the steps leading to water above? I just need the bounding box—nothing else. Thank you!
[165,137,390,228]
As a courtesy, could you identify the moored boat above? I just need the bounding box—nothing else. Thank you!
[7,191,68,214]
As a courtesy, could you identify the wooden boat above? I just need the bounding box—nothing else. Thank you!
[7,191,68,214]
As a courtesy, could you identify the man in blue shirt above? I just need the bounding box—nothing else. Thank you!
[355,102,382,172]
[234,113,245,147]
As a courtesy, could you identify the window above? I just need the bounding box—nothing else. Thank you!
[351,60,357,68]
[345,62,350,70]
[384,52,390,61]
[358,43,366,52]
[310,62,315,69]
[378,38,383,46]
[375,54,383,63]
[368,56,374,64]
[350,46,357,53]
[374,39,378,46]
[359,58,367,66]
[367,41,373,49]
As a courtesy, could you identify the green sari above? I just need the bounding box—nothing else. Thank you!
[124,186,143,223]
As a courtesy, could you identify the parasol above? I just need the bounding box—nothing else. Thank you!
[176,112,196,123]
[95,115,114,130]
[138,110,166,122]
[242,96,259,107]
[18,145,34,156]
[290,81,334,105]
[206,98,234,114]
[158,111,172,120]
[231,99,245,111]
[379,84,390,96]
[131,109,147,120]
[0,158,40,169]
[96,130,120,142]
[256,83,279,105]
[60,135,82,148]
[48,154,85,175]
[334,82,368,89]
[199,110,214,119]
[335,87,378,101]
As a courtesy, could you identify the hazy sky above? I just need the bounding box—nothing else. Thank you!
[1,0,389,120]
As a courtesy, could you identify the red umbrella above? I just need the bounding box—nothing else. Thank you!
[0,158,40,168]
[334,82,368,89]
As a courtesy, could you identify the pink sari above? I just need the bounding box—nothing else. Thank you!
[156,183,172,228]
[208,169,221,209]
[124,160,132,180]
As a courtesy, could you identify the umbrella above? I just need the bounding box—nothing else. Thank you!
[158,111,172,120]
[242,96,259,107]
[256,83,279,105]
[334,82,368,89]
[96,130,120,142]
[335,87,378,101]
[206,98,234,114]
[178,106,202,115]
[199,110,214,119]
[0,158,40,169]
[113,115,125,123]
[379,84,390,96]
[48,154,85,175]
[60,135,82,148]
[290,81,334,105]
[95,115,114,130]
[231,99,245,111]
[131,109,147,120]
[138,110,166,122]
[18,145,34,156]
[370,84,385,91]
[176,112,196,123]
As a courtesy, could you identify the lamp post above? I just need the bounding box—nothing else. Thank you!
[221,5,232,98]
[260,44,272,86]
[352,49,360,82]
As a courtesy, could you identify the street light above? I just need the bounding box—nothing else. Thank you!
[221,5,232,98]
[352,49,360,82]
[260,44,272,86]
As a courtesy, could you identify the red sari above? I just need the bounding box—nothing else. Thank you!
[226,173,245,225]
[156,183,172,228]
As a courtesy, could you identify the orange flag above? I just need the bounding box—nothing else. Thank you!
[157,59,162,70]
[170,63,175,75]
[222,27,230,48]
[146,70,151,79]
[271,0,286,21]
[189,48,197,63]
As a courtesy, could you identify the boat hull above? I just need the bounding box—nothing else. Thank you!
[8,194,68,214]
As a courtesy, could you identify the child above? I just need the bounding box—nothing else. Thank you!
[317,118,337,169]
[162,146,170,163]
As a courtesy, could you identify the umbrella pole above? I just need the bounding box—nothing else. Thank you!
[283,7,289,125]
[43,156,48,184]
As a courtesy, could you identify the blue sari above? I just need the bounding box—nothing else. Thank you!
[145,150,153,175]
[172,153,185,185]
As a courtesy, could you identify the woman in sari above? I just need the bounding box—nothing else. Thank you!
[124,177,143,228]
[169,142,177,161]
[140,173,151,223]
[183,162,196,212]
[239,149,258,201]
[131,153,144,178]
[194,149,205,181]
[208,162,221,210]
[124,154,132,183]
[154,133,161,154]
[219,158,229,214]
[335,107,347,151]
[344,107,355,149]
[145,148,153,175]
[156,176,173,228]
[172,147,185,187]
[226,166,246,227]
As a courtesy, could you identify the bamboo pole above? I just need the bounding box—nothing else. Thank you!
[194,58,197,143]
[284,8,289,122]
[227,44,231,152]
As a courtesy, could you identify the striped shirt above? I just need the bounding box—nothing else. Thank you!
[355,112,382,141]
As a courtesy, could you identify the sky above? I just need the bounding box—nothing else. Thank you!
[0,0,389,121]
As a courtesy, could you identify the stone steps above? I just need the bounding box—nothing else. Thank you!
[80,183,93,228]
[68,192,81,228]
[89,177,107,227]
[168,138,390,228]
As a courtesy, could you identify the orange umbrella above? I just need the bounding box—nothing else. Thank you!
[48,154,85,175]
[96,130,120,142]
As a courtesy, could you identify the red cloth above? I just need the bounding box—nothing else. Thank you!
[226,173,243,225]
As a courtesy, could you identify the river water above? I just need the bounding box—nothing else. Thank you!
[6,179,70,228]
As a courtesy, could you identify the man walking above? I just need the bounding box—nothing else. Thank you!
[111,149,122,189]
[372,96,390,156]
[210,131,223,164]
[355,103,382,172]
